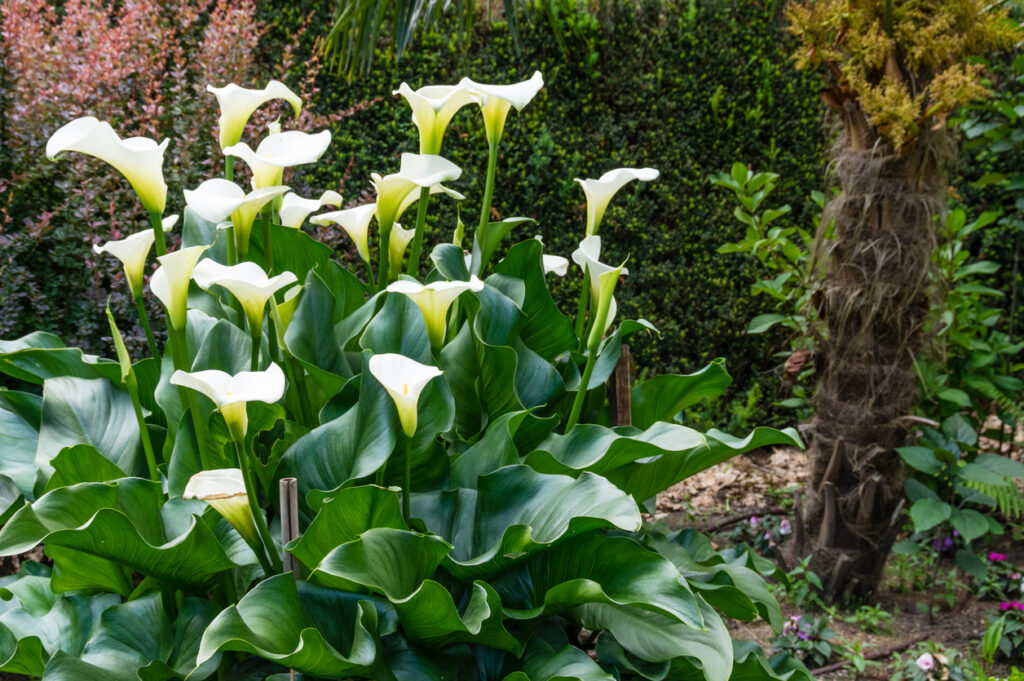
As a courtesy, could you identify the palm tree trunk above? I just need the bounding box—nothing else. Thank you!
[793,103,951,600]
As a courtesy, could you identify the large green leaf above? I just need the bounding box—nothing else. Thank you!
[0,389,42,498]
[277,353,398,511]
[360,293,432,364]
[729,641,813,681]
[197,574,379,678]
[577,598,733,681]
[0,479,237,594]
[284,270,352,394]
[248,223,336,287]
[0,332,121,385]
[450,410,558,489]
[190,319,250,374]
[45,445,126,492]
[630,360,731,429]
[493,240,576,361]
[495,533,704,630]
[35,377,142,485]
[504,637,615,681]
[411,465,641,580]
[527,424,803,501]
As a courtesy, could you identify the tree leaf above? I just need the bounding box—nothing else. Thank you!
[631,359,732,429]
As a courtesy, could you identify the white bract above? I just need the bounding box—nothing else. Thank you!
[393,83,478,154]
[207,81,302,148]
[184,179,289,255]
[368,353,443,438]
[575,167,660,236]
[572,235,628,343]
[225,130,332,189]
[170,362,286,440]
[386,276,484,348]
[183,469,259,547]
[46,117,169,214]
[150,245,210,330]
[311,203,377,265]
[191,260,298,335]
[279,190,343,228]
[372,153,463,228]
[93,215,178,297]
[543,254,569,277]
[389,223,415,277]
[460,71,544,145]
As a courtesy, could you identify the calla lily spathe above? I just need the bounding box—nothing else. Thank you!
[191,259,298,336]
[93,215,178,297]
[46,117,169,214]
[183,469,260,548]
[184,179,290,256]
[393,83,478,154]
[372,153,464,228]
[543,254,570,277]
[225,130,332,190]
[207,80,302,148]
[386,276,484,348]
[368,353,444,438]
[279,190,343,228]
[460,71,544,145]
[572,235,627,343]
[150,246,210,330]
[311,203,377,265]
[576,167,660,236]
[171,362,286,440]
[389,223,415,277]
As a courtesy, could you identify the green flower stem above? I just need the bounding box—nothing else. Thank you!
[225,227,238,266]
[405,187,432,277]
[128,383,159,483]
[148,211,167,257]
[231,434,283,576]
[248,319,261,372]
[282,357,316,428]
[169,325,212,470]
[473,140,500,275]
[225,155,235,182]
[565,350,597,432]
[403,435,413,525]
[261,208,275,274]
[376,220,394,293]
[132,292,161,362]
[574,270,592,352]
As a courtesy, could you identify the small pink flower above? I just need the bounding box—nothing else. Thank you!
[1012,572,1022,580]
[999,601,1024,611]
[764,531,772,541]
[916,653,934,672]
[989,552,1008,562]
[749,516,760,528]
[779,519,792,535]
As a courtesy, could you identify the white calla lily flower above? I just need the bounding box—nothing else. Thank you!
[543,254,570,277]
[372,153,463,228]
[191,260,298,336]
[93,215,178,297]
[171,362,286,440]
[224,129,332,189]
[150,246,210,330]
[368,353,443,438]
[46,116,169,214]
[389,223,415,277]
[183,469,260,547]
[207,80,302,149]
[393,83,478,154]
[575,167,659,236]
[311,203,377,265]
[386,276,485,348]
[572,236,628,342]
[279,190,343,228]
[184,179,290,256]
[460,71,544,144]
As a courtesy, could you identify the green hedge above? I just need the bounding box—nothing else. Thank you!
[288,0,826,405]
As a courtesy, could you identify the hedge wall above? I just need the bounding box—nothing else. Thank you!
[283,0,827,410]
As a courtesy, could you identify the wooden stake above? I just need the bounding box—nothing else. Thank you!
[609,344,632,427]
[279,477,300,577]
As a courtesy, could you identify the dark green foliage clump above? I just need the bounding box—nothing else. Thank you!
[291,0,826,402]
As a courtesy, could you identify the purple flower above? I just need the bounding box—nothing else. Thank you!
[942,537,953,551]
[796,630,810,640]
[989,552,1008,562]
[779,519,792,535]
[750,516,760,528]
[764,531,772,542]
[916,653,934,672]
[1000,601,1024,611]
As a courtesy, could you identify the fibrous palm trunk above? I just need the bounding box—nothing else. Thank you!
[793,103,950,600]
